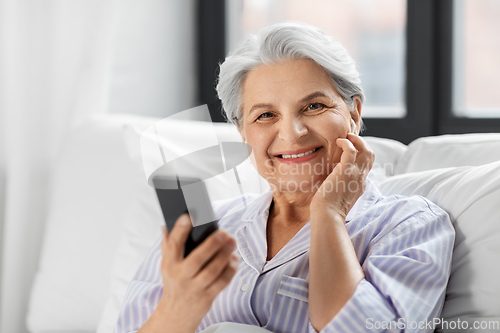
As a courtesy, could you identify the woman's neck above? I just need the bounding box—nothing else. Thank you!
[269,190,313,226]
[265,193,311,261]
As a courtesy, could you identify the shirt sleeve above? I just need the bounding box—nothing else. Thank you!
[114,236,164,333]
[308,198,455,333]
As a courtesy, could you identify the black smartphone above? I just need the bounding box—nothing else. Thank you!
[152,175,218,257]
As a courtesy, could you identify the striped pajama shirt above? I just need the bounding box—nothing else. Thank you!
[115,179,455,333]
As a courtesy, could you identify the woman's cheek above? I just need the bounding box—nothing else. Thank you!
[249,151,258,170]
[245,140,273,179]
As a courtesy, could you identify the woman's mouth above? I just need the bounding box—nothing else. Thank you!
[275,147,322,164]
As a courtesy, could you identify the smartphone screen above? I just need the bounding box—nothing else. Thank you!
[153,175,218,257]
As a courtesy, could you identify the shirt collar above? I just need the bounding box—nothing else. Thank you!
[240,177,381,223]
[235,178,382,273]
[241,189,274,222]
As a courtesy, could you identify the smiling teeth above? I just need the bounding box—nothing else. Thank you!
[280,148,318,159]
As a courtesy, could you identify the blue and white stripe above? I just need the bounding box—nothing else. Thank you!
[115,179,455,333]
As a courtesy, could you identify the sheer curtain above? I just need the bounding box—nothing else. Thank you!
[0,1,118,332]
[0,0,196,332]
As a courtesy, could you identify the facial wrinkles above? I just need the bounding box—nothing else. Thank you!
[247,101,348,166]
[240,59,354,177]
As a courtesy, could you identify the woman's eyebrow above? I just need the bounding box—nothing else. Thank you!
[300,91,330,103]
[249,103,273,115]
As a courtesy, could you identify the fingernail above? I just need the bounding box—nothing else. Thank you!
[216,231,227,242]
[179,215,191,227]
[230,254,240,267]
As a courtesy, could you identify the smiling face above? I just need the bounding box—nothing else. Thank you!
[239,58,361,194]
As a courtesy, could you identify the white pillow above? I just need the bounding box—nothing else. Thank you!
[379,160,500,327]
[362,136,408,172]
[395,133,500,174]
[96,159,164,333]
[27,116,145,333]
[362,136,407,185]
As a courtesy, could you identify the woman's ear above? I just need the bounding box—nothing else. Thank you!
[352,96,362,134]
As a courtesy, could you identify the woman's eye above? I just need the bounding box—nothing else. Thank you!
[307,102,326,111]
[257,112,274,120]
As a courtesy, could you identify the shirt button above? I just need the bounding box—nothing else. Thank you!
[241,283,249,292]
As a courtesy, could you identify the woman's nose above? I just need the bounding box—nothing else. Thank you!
[278,116,308,142]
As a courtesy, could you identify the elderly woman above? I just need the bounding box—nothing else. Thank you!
[116,23,454,333]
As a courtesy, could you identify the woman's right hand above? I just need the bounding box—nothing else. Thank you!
[155,213,239,333]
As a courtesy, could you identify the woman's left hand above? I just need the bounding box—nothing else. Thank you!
[310,133,374,220]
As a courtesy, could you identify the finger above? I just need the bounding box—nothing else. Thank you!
[183,231,234,278]
[162,226,168,241]
[347,134,375,171]
[336,138,357,167]
[165,213,192,262]
[193,238,237,288]
[205,254,239,297]
[346,133,367,151]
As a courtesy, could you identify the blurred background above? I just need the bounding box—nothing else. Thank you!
[0,0,499,332]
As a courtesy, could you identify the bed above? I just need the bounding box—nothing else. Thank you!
[25,114,500,333]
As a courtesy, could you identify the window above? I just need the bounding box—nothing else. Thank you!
[453,0,500,117]
[196,0,500,143]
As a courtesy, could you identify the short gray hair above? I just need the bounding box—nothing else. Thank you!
[216,22,365,129]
